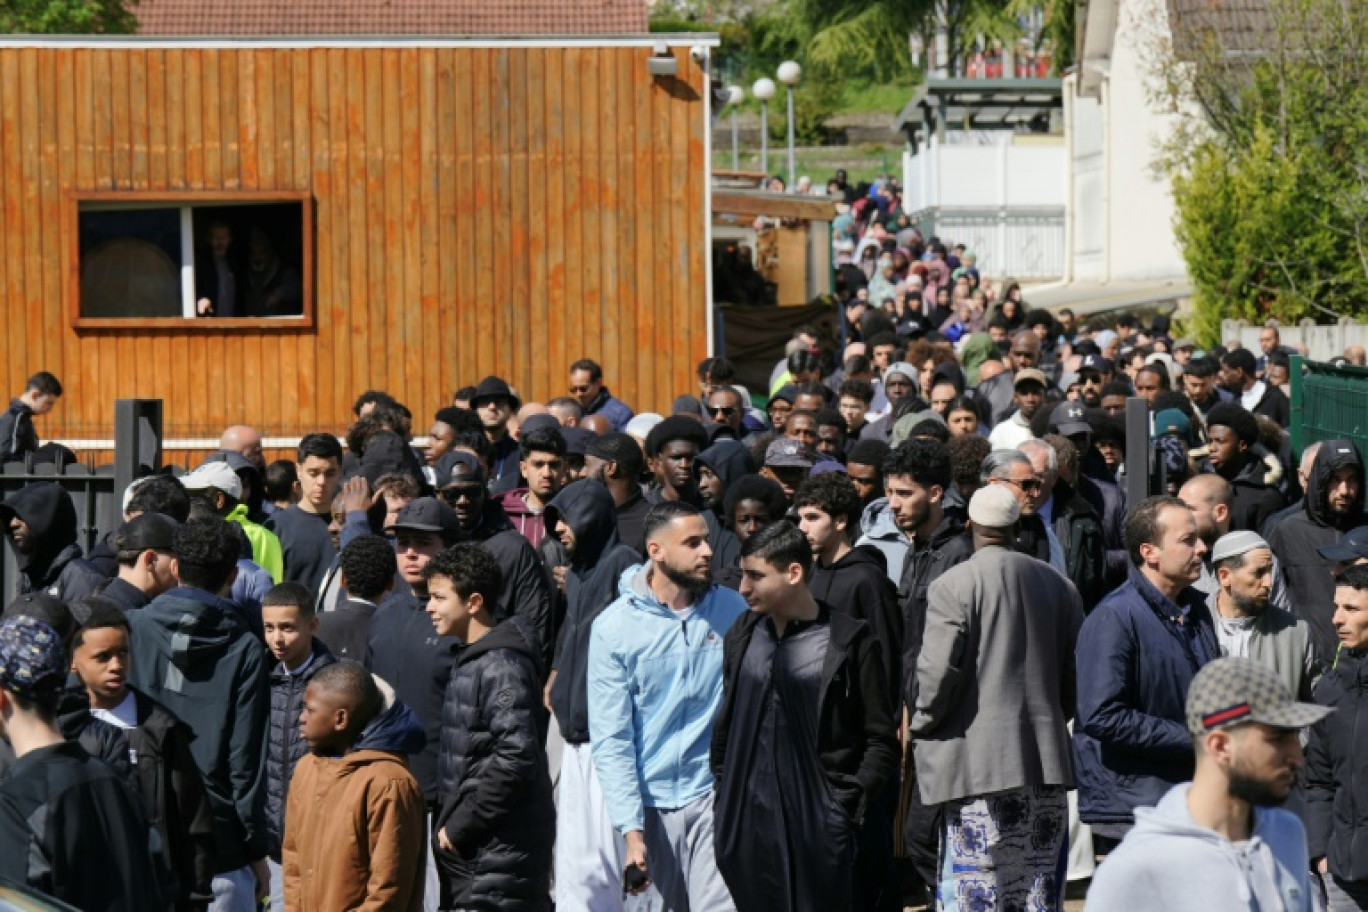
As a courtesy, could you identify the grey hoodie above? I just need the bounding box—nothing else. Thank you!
[1085,783,1315,912]
[855,497,907,585]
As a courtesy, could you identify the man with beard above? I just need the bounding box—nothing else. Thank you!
[1179,473,1292,613]
[879,438,973,904]
[240,229,302,316]
[1307,564,1368,909]
[365,497,462,912]
[570,359,635,432]
[710,521,897,912]
[1203,403,1285,534]
[468,376,522,495]
[1205,532,1318,701]
[436,454,552,668]
[1074,497,1219,850]
[0,482,103,603]
[860,363,918,443]
[647,417,739,579]
[583,432,651,557]
[1182,356,1232,418]
[588,502,746,911]
[540,480,644,910]
[1087,658,1324,911]
[981,449,1053,565]
[1267,439,1368,664]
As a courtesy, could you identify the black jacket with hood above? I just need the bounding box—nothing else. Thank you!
[544,480,640,744]
[1266,439,1368,663]
[809,544,903,710]
[265,638,337,860]
[0,398,37,462]
[1224,450,1287,534]
[0,690,135,782]
[435,614,554,912]
[1050,481,1109,612]
[0,482,104,602]
[896,514,974,712]
[468,498,554,673]
[128,585,271,873]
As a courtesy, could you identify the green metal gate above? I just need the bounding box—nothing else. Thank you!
[1290,355,1368,460]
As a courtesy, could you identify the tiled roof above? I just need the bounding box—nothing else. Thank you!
[133,0,650,36]
[1167,0,1273,57]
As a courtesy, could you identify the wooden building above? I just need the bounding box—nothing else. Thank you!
[0,35,716,455]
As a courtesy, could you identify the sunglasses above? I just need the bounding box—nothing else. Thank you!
[569,384,593,394]
[439,486,483,504]
[708,406,737,417]
[1008,477,1043,493]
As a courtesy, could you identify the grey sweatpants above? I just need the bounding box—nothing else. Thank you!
[643,793,736,912]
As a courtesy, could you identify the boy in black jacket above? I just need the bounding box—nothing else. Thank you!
[711,521,898,912]
[424,543,554,912]
[0,614,164,912]
[262,581,336,909]
[69,602,217,912]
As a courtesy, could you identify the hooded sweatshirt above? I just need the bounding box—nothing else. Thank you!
[588,564,747,833]
[128,585,271,872]
[281,680,427,912]
[468,497,554,670]
[1266,439,1368,663]
[495,487,550,550]
[0,482,104,602]
[544,480,641,744]
[809,544,903,709]
[1085,783,1314,912]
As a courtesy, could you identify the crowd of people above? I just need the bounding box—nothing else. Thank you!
[1,261,1368,912]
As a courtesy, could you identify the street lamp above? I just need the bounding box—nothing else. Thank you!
[777,61,803,190]
[752,77,776,177]
[726,85,745,171]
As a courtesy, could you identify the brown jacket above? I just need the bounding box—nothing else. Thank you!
[282,749,427,912]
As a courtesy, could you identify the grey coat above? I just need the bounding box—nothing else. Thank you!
[911,544,1084,805]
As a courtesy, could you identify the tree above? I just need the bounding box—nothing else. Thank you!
[0,0,138,33]
[1159,0,1368,341]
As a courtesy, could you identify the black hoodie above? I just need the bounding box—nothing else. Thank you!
[1223,450,1286,534]
[543,480,641,744]
[1267,439,1368,663]
[468,498,554,673]
[809,544,903,708]
[0,482,104,602]
[128,586,270,872]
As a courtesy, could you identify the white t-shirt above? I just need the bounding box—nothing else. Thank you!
[91,691,138,730]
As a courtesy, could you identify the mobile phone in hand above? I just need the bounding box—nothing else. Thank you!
[623,862,650,895]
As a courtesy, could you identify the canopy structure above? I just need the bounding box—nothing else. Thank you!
[896,77,1062,150]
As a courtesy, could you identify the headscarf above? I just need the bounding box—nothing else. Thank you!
[958,332,1000,387]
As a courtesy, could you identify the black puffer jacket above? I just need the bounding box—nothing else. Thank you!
[1306,650,1368,879]
[435,615,553,912]
[1267,439,1368,663]
[545,480,640,744]
[266,639,336,860]
[1052,482,1109,612]
[0,482,104,602]
[1224,451,1286,534]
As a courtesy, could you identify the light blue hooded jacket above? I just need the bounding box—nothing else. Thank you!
[588,563,748,833]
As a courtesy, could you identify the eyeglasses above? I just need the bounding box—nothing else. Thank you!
[707,406,736,417]
[569,384,593,394]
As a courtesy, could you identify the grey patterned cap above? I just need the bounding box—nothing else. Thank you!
[1185,657,1331,736]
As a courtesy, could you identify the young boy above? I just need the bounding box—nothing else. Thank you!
[262,581,336,909]
[0,371,61,464]
[424,543,554,911]
[0,614,163,911]
[70,602,217,912]
[283,660,427,912]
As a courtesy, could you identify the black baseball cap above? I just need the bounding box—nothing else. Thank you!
[386,497,463,536]
[1319,525,1368,563]
[114,512,179,553]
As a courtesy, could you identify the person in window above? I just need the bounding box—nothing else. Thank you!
[196,221,241,317]
[243,229,302,317]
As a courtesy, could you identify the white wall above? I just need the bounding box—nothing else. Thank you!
[903,135,1065,211]
[1068,0,1188,283]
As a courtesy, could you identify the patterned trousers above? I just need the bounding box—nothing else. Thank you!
[937,785,1068,912]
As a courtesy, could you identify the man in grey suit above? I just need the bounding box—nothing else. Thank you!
[911,484,1085,911]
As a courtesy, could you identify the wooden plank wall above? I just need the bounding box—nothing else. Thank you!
[0,44,708,443]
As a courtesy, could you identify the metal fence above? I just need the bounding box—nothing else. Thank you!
[1289,356,1368,462]
[0,400,163,606]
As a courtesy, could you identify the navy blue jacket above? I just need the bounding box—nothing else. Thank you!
[1073,568,1218,829]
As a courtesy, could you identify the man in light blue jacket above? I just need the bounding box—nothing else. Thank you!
[589,501,747,911]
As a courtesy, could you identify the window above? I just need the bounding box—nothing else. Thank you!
[69,191,313,330]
